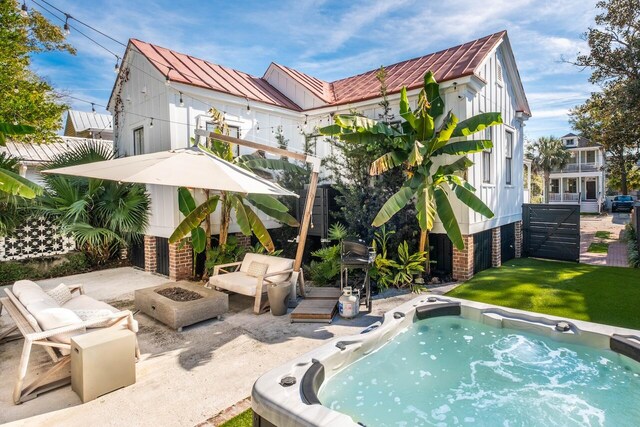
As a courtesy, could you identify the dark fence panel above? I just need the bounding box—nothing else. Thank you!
[429,233,453,275]
[633,203,640,252]
[298,186,337,240]
[129,238,145,269]
[155,237,170,276]
[474,229,493,274]
[501,222,516,263]
[523,204,580,262]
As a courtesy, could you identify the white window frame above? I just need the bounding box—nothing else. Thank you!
[205,123,241,156]
[505,130,513,185]
[482,126,493,184]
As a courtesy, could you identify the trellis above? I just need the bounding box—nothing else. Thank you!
[0,216,75,261]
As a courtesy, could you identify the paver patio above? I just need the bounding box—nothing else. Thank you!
[580,212,629,266]
[0,268,453,426]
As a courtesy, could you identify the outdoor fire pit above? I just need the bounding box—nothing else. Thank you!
[134,281,228,331]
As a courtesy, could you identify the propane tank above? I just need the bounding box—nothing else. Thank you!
[339,287,359,319]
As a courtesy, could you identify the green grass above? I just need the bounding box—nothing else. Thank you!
[587,242,609,253]
[219,409,252,427]
[446,258,640,329]
[595,230,612,239]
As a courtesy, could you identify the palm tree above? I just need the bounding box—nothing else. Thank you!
[169,108,301,255]
[39,142,150,263]
[321,71,500,273]
[525,136,570,203]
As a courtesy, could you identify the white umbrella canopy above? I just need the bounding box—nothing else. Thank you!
[42,146,298,197]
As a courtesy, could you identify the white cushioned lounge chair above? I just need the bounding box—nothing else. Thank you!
[0,280,139,404]
[206,253,294,314]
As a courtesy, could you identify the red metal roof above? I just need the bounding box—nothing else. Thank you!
[329,31,506,107]
[129,39,301,111]
[129,31,512,112]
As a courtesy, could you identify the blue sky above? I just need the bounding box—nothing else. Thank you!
[29,0,600,141]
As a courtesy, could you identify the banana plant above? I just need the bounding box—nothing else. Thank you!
[321,71,501,272]
[169,109,301,253]
[0,122,42,199]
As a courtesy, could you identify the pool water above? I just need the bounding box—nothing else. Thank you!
[318,317,640,426]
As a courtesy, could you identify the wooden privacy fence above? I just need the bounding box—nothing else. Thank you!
[523,204,580,262]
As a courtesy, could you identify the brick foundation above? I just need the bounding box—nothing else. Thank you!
[169,240,193,281]
[492,227,501,268]
[515,220,523,258]
[452,235,474,281]
[144,235,156,273]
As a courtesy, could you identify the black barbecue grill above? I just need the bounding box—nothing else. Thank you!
[340,239,376,312]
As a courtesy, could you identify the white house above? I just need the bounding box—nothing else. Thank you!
[548,133,605,213]
[108,30,531,280]
[64,110,113,141]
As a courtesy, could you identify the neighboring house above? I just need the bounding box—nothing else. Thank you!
[108,30,531,281]
[64,110,114,141]
[548,133,605,213]
[0,137,113,185]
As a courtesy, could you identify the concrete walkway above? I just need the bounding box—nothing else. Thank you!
[580,212,629,267]
[0,268,458,426]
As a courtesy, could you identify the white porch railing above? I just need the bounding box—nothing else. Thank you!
[549,193,562,202]
[548,193,579,202]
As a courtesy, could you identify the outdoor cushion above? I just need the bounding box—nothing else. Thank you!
[12,280,57,307]
[27,300,84,344]
[46,283,73,306]
[239,254,293,282]
[62,295,119,314]
[211,272,267,296]
[246,261,269,278]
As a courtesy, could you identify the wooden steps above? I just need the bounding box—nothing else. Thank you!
[290,287,341,323]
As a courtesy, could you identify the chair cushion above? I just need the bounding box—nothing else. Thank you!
[246,261,268,278]
[73,309,117,328]
[62,295,119,313]
[240,254,293,282]
[210,272,265,296]
[13,280,57,307]
[27,300,84,344]
[46,284,73,306]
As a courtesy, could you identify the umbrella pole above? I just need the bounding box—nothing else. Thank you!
[292,168,318,299]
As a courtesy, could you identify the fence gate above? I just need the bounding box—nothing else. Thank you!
[523,204,580,262]
[129,239,145,269]
[429,233,453,275]
[473,229,493,274]
[501,222,516,263]
[155,237,170,276]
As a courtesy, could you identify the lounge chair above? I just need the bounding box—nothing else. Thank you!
[0,280,139,404]
[206,253,294,314]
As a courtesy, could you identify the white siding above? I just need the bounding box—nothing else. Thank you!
[263,66,327,110]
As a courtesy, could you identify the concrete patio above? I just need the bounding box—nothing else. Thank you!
[0,268,453,426]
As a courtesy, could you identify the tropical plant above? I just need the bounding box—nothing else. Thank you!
[204,235,246,275]
[391,241,428,291]
[624,224,640,268]
[0,124,43,235]
[169,109,301,255]
[308,223,348,285]
[320,71,499,271]
[525,137,571,202]
[370,226,396,289]
[39,142,150,263]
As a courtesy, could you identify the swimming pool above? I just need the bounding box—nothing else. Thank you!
[252,296,640,426]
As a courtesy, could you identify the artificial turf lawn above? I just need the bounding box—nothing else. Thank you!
[587,242,609,253]
[595,230,612,239]
[446,257,640,330]
[219,409,252,427]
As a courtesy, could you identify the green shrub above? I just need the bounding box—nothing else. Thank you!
[0,252,91,285]
[624,224,640,268]
[308,223,347,285]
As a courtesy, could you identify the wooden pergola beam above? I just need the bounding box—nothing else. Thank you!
[194,129,321,298]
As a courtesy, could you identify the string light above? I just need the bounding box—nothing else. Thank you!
[114,57,120,73]
[20,1,28,16]
[165,68,172,86]
[179,92,184,107]
[63,13,70,35]
[91,103,96,113]
[149,117,154,128]
[13,84,19,94]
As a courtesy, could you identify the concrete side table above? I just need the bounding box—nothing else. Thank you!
[135,281,228,331]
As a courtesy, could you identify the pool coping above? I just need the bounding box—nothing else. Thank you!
[251,295,640,427]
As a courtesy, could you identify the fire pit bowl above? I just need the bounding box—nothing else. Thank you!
[135,281,228,331]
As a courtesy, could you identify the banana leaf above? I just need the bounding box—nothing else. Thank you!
[231,195,252,236]
[241,158,305,173]
[369,150,407,176]
[453,183,494,218]
[399,87,417,128]
[247,194,299,227]
[245,207,274,253]
[191,226,206,253]
[434,186,463,249]
[177,187,196,216]
[169,196,219,244]
[451,112,502,137]
[423,71,445,119]
[433,139,493,156]
[0,167,42,198]
[372,186,415,227]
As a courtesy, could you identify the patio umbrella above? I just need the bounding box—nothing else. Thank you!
[42,145,297,197]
